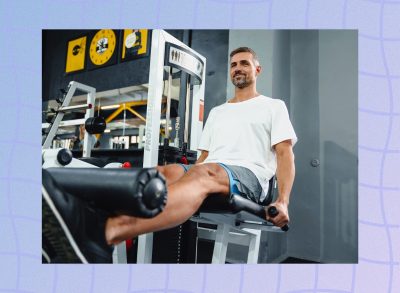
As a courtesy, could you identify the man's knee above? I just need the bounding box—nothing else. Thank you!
[157,164,184,174]
[187,163,229,194]
[157,164,185,184]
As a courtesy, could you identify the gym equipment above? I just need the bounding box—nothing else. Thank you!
[192,176,289,264]
[45,167,167,218]
[42,81,105,157]
[137,29,206,263]
[129,30,286,264]
[42,148,99,169]
[84,116,106,134]
[56,148,73,166]
[42,169,113,264]
[42,148,126,169]
[267,206,289,232]
[42,30,286,264]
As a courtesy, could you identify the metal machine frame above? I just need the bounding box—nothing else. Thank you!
[192,212,284,264]
[42,81,96,158]
[42,32,207,264]
[137,29,207,263]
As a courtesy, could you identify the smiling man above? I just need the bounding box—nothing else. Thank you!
[104,47,297,244]
[43,47,297,263]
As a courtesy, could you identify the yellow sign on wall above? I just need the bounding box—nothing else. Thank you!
[89,29,117,67]
[65,36,87,73]
[121,29,149,61]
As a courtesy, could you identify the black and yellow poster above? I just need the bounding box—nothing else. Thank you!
[121,29,150,62]
[87,29,118,70]
[65,36,87,73]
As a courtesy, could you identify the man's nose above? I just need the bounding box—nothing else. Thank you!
[234,69,244,75]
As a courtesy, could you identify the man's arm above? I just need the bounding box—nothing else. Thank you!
[268,140,295,227]
[196,150,209,164]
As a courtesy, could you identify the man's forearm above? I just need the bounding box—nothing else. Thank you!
[275,150,295,205]
[196,150,209,164]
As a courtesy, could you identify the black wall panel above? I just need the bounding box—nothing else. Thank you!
[43,30,154,101]
[42,30,228,121]
[191,30,229,122]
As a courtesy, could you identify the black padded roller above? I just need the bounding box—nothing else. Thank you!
[45,168,167,218]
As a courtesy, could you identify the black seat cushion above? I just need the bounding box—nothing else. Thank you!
[197,176,275,220]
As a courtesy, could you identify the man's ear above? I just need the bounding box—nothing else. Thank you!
[255,65,262,76]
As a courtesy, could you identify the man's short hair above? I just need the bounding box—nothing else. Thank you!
[229,47,259,65]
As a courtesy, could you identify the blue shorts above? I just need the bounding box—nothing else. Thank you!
[179,163,263,204]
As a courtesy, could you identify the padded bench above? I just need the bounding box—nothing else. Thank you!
[191,176,286,264]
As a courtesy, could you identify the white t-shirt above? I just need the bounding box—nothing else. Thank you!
[198,95,297,201]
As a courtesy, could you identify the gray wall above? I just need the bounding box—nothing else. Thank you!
[227,30,357,263]
[287,30,322,261]
[319,30,358,262]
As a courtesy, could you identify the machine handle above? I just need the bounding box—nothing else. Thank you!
[229,196,289,231]
[267,206,289,231]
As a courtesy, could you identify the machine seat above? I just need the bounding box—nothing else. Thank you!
[196,176,275,222]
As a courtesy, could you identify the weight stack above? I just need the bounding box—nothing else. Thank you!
[152,220,197,263]
[152,146,198,263]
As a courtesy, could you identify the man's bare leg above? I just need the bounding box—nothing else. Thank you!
[156,164,186,186]
[105,163,229,244]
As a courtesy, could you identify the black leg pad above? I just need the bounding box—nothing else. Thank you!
[45,167,167,218]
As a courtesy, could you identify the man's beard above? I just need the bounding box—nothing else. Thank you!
[232,74,251,89]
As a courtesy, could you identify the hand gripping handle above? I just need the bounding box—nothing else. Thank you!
[267,206,289,231]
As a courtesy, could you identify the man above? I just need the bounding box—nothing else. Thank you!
[105,47,296,244]
[42,47,296,263]
[72,124,98,150]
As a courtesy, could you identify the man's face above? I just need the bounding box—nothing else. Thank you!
[230,52,261,89]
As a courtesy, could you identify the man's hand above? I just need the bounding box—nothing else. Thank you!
[266,201,289,228]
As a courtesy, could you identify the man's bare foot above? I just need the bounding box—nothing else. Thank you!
[105,215,137,245]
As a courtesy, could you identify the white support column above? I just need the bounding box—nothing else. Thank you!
[137,29,165,264]
[82,86,96,158]
[137,233,154,264]
[112,243,127,264]
[136,29,207,264]
[212,224,230,264]
[244,228,262,264]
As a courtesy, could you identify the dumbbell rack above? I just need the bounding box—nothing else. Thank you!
[42,81,96,157]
